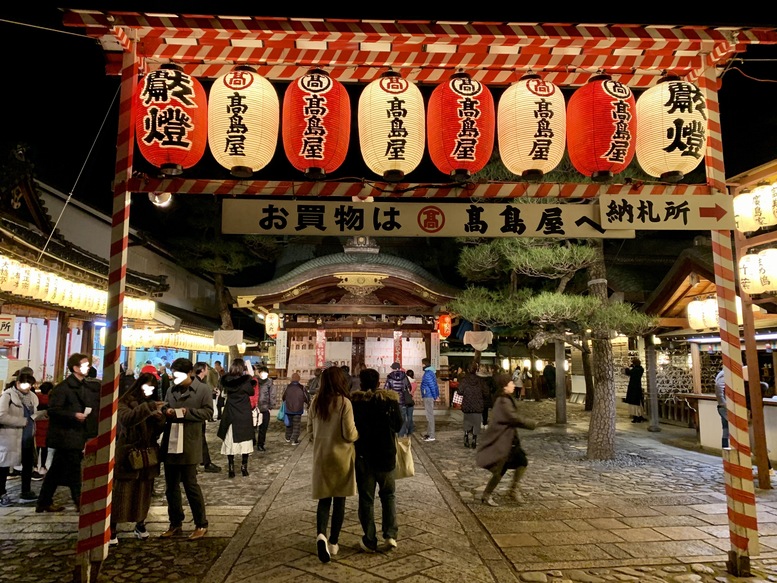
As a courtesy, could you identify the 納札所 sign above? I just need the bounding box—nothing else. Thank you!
[221,199,635,239]
[598,194,735,230]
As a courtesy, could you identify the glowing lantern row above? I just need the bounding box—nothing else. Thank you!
[283,69,351,180]
[427,72,494,181]
[358,71,425,182]
[0,253,156,319]
[635,76,708,182]
[437,313,452,339]
[686,296,744,330]
[498,75,566,179]
[208,66,279,178]
[99,327,231,352]
[567,75,636,181]
[733,183,777,233]
[135,64,208,176]
[265,313,280,338]
[739,249,777,295]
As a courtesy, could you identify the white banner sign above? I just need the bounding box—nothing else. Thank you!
[222,199,634,239]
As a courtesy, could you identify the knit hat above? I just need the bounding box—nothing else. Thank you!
[391,362,401,370]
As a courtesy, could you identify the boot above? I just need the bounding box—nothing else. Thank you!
[241,454,249,477]
[464,432,470,448]
[509,467,527,502]
[227,456,235,479]
[631,416,639,423]
[471,436,477,449]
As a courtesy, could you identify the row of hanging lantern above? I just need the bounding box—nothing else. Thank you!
[98,327,234,352]
[732,183,777,297]
[687,295,746,331]
[136,65,708,183]
[0,253,156,319]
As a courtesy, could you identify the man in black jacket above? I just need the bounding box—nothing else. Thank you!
[351,368,403,553]
[36,353,91,513]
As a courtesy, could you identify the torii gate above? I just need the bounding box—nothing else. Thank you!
[61,10,777,581]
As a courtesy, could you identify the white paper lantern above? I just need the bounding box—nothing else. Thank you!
[358,71,425,181]
[750,183,777,229]
[498,75,566,179]
[687,298,707,330]
[740,253,766,295]
[758,248,777,293]
[208,66,279,178]
[265,313,280,337]
[635,77,708,181]
[734,191,760,233]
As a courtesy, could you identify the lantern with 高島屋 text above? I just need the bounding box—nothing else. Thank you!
[359,71,425,182]
[135,64,208,176]
[566,74,636,182]
[283,69,350,180]
[498,74,566,180]
[636,76,708,182]
[427,72,494,181]
[208,66,279,178]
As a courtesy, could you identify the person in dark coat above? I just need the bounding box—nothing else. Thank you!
[475,373,538,507]
[623,357,646,423]
[283,373,309,445]
[160,358,212,541]
[255,366,273,451]
[458,363,486,449]
[110,373,165,545]
[193,362,220,474]
[36,353,91,513]
[351,367,403,552]
[217,359,255,478]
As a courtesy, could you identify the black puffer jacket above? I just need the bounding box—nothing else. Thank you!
[350,389,403,473]
[458,373,485,414]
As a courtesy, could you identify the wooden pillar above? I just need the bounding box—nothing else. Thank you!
[54,310,69,381]
[646,340,660,433]
[691,342,702,393]
[555,339,567,424]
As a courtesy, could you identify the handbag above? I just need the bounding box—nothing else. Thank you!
[127,445,159,470]
[402,387,415,407]
[277,401,286,421]
[452,391,463,409]
[395,435,415,479]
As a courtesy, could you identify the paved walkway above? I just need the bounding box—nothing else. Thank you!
[3,401,777,582]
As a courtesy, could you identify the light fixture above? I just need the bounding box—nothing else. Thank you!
[535,359,544,372]
[149,192,172,207]
[501,357,510,371]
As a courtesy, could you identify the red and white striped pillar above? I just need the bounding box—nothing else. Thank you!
[74,46,139,582]
[701,56,760,571]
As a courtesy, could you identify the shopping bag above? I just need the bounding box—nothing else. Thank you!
[395,436,414,479]
[277,402,286,421]
[452,391,463,409]
[167,423,184,454]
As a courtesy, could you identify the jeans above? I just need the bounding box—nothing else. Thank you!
[256,410,270,447]
[718,404,729,446]
[164,463,208,528]
[399,405,414,437]
[356,456,397,546]
[423,397,436,438]
[316,496,345,544]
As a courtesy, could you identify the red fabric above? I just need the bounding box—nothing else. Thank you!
[35,393,48,448]
[249,378,259,409]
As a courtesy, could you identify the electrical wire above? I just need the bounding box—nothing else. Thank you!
[37,82,121,262]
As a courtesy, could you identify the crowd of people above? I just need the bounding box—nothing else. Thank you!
[0,353,549,563]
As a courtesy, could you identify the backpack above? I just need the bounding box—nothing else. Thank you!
[402,385,415,407]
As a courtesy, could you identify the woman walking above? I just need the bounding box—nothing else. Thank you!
[110,372,166,544]
[458,363,485,449]
[217,359,255,478]
[475,373,538,507]
[0,372,40,505]
[307,366,359,563]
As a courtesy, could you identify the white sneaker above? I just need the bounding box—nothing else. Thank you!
[328,542,339,556]
[108,536,119,547]
[424,436,436,442]
[316,533,330,563]
[383,537,397,550]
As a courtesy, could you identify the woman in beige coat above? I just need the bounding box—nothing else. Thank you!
[307,366,358,563]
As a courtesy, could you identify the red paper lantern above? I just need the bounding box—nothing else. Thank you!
[283,69,351,180]
[427,72,494,181]
[437,313,452,339]
[135,64,208,176]
[566,75,636,182]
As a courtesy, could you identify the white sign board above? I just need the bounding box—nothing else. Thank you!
[0,315,15,340]
[599,194,735,230]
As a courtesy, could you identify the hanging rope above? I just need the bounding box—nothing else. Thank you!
[37,82,121,263]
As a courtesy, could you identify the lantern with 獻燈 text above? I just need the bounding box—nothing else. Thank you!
[497,74,566,180]
[265,313,280,338]
[566,75,636,182]
[437,313,452,339]
[135,64,208,176]
[359,71,425,182]
[283,69,350,180]
[635,76,708,182]
[427,72,494,181]
[208,66,279,178]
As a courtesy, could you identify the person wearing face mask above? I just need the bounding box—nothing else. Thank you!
[255,366,273,451]
[217,359,255,477]
[159,358,212,541]
[0,372,40,506]
[109,373,166,545]
[36,353,91,513]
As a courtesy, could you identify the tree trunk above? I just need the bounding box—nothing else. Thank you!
[586,240,616,460]
[214,273,239,361]
[554,339,567,424]
[582,342,594,411]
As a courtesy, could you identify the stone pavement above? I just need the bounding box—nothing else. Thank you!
[3,401,777,582]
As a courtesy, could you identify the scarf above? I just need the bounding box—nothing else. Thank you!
[13,386,36,411]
